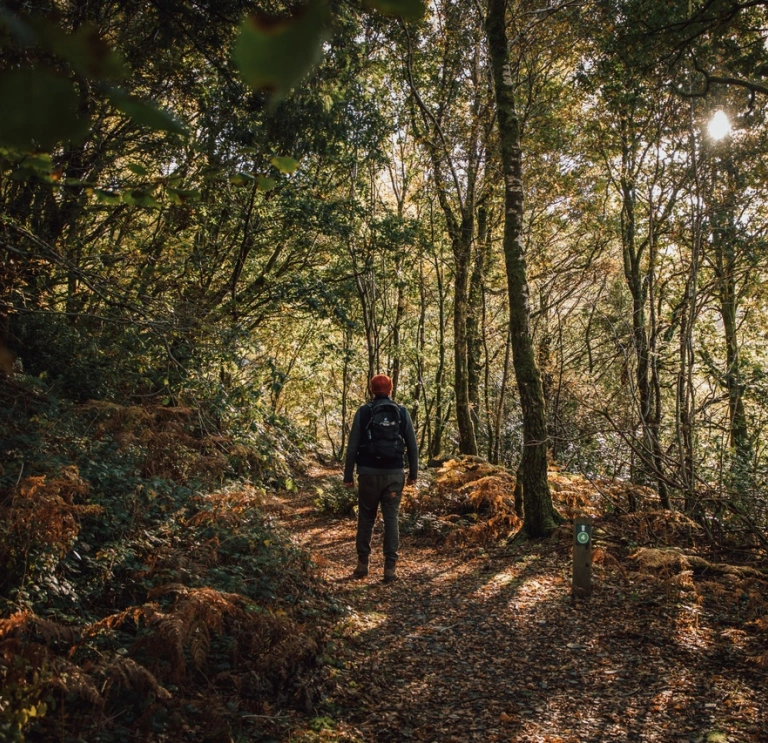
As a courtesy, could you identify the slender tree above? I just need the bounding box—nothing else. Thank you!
[486,0,559,536]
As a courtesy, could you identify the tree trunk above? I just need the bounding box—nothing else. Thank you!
[711,151,751,484]
[619,164,669,509]
[391,259,406,398]
[430,245,449,459]
[404,26,483,458]
[452,218,479,456]
[491,324,512,465]
[468,204,489,448]
[411,254,428,432]
[339,324,353,461]
[486,0,559,536]
[537,288,556,459]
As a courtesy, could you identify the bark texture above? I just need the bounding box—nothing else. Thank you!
[486,0,558,536]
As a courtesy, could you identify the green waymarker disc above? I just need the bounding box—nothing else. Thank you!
[576,531,590,544]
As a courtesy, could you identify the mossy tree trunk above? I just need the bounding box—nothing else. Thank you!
[486,0,559,536]
[711,148,751,488]
[468,204,490,447]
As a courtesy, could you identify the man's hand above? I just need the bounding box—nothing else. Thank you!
[344,481,355,489]
[407,477,417,486]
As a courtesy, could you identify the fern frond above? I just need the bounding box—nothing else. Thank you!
[100,657,171,701]
[49,656,102,705]
[0,611,35,640]
[152,614,186,680]
[188,622,211,670]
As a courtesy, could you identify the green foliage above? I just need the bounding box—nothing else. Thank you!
[0,665,48,743]
[271,155,301,173]
[0,70,85,150]
[234,0,330,101]
[10,315,144,402]
[364,0,425,19]
[313,481,357,517]
[0,8,184,152]
[31,17,127,80]
[106,88,187,135]
[258,175,277,191]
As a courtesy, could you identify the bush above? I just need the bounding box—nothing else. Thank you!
[313,481,357,517]
[0,377,341,743]
[10,314,145,401]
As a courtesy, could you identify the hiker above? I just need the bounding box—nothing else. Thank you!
[343,374,418,582]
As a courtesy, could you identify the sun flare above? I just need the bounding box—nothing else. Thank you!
[708,110,732,140]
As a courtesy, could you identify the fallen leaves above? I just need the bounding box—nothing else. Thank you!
[280,463,768,743]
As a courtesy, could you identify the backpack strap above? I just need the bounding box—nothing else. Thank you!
[362,399,403,434]
[366,398,401,417]
[361,401,374,431]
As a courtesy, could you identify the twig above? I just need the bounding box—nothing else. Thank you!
[14,461,24,490]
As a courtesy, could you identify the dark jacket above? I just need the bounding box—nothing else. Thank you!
[343,394,419,482]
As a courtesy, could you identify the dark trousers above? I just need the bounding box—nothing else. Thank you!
[356,472,405,564]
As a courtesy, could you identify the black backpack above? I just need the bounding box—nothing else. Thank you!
[361,399,405,463]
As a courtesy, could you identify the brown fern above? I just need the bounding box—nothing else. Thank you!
[0,470,101,562]
[48,657,102,705]
[99,657,171,701]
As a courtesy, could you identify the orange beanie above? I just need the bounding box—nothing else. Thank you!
[370,374,393,395]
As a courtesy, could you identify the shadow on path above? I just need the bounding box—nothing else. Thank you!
[278,471,768,743]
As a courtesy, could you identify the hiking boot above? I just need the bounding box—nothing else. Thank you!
[383,561,398,583]
[352,559,369,579]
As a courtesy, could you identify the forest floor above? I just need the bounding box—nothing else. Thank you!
[4,387,766,743]
[275,464,768,743]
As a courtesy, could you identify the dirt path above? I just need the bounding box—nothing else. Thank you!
[279,467,767,743]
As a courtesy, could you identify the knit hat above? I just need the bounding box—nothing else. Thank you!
[370,374,393,396]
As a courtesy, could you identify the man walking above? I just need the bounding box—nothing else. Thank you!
[343,374,418,582]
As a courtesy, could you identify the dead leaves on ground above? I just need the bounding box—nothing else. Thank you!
[288,460,768,743]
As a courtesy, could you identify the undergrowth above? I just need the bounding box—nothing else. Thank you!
[313,481,357,518]
[0,376,340,743]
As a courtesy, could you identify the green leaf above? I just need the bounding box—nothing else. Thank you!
[234,0,329,100]
[257,176,277,192]
[270,155,300,174]
[230,171,256,186]
[0,69,87,150]
[95,189,122,204]
[127,163,149,176]
[122,189,161,208]
[364,0,425,18]
[107,88,186,135]
[21,153,53,173]
[10,166,39,181]
[45,22,127,80]
[167,188,200,205]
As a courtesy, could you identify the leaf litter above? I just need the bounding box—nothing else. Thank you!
[279,458,768,742]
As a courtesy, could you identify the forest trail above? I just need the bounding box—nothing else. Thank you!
[276,465,767,743]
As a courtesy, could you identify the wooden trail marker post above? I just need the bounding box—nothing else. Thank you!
[572,517,592,599]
